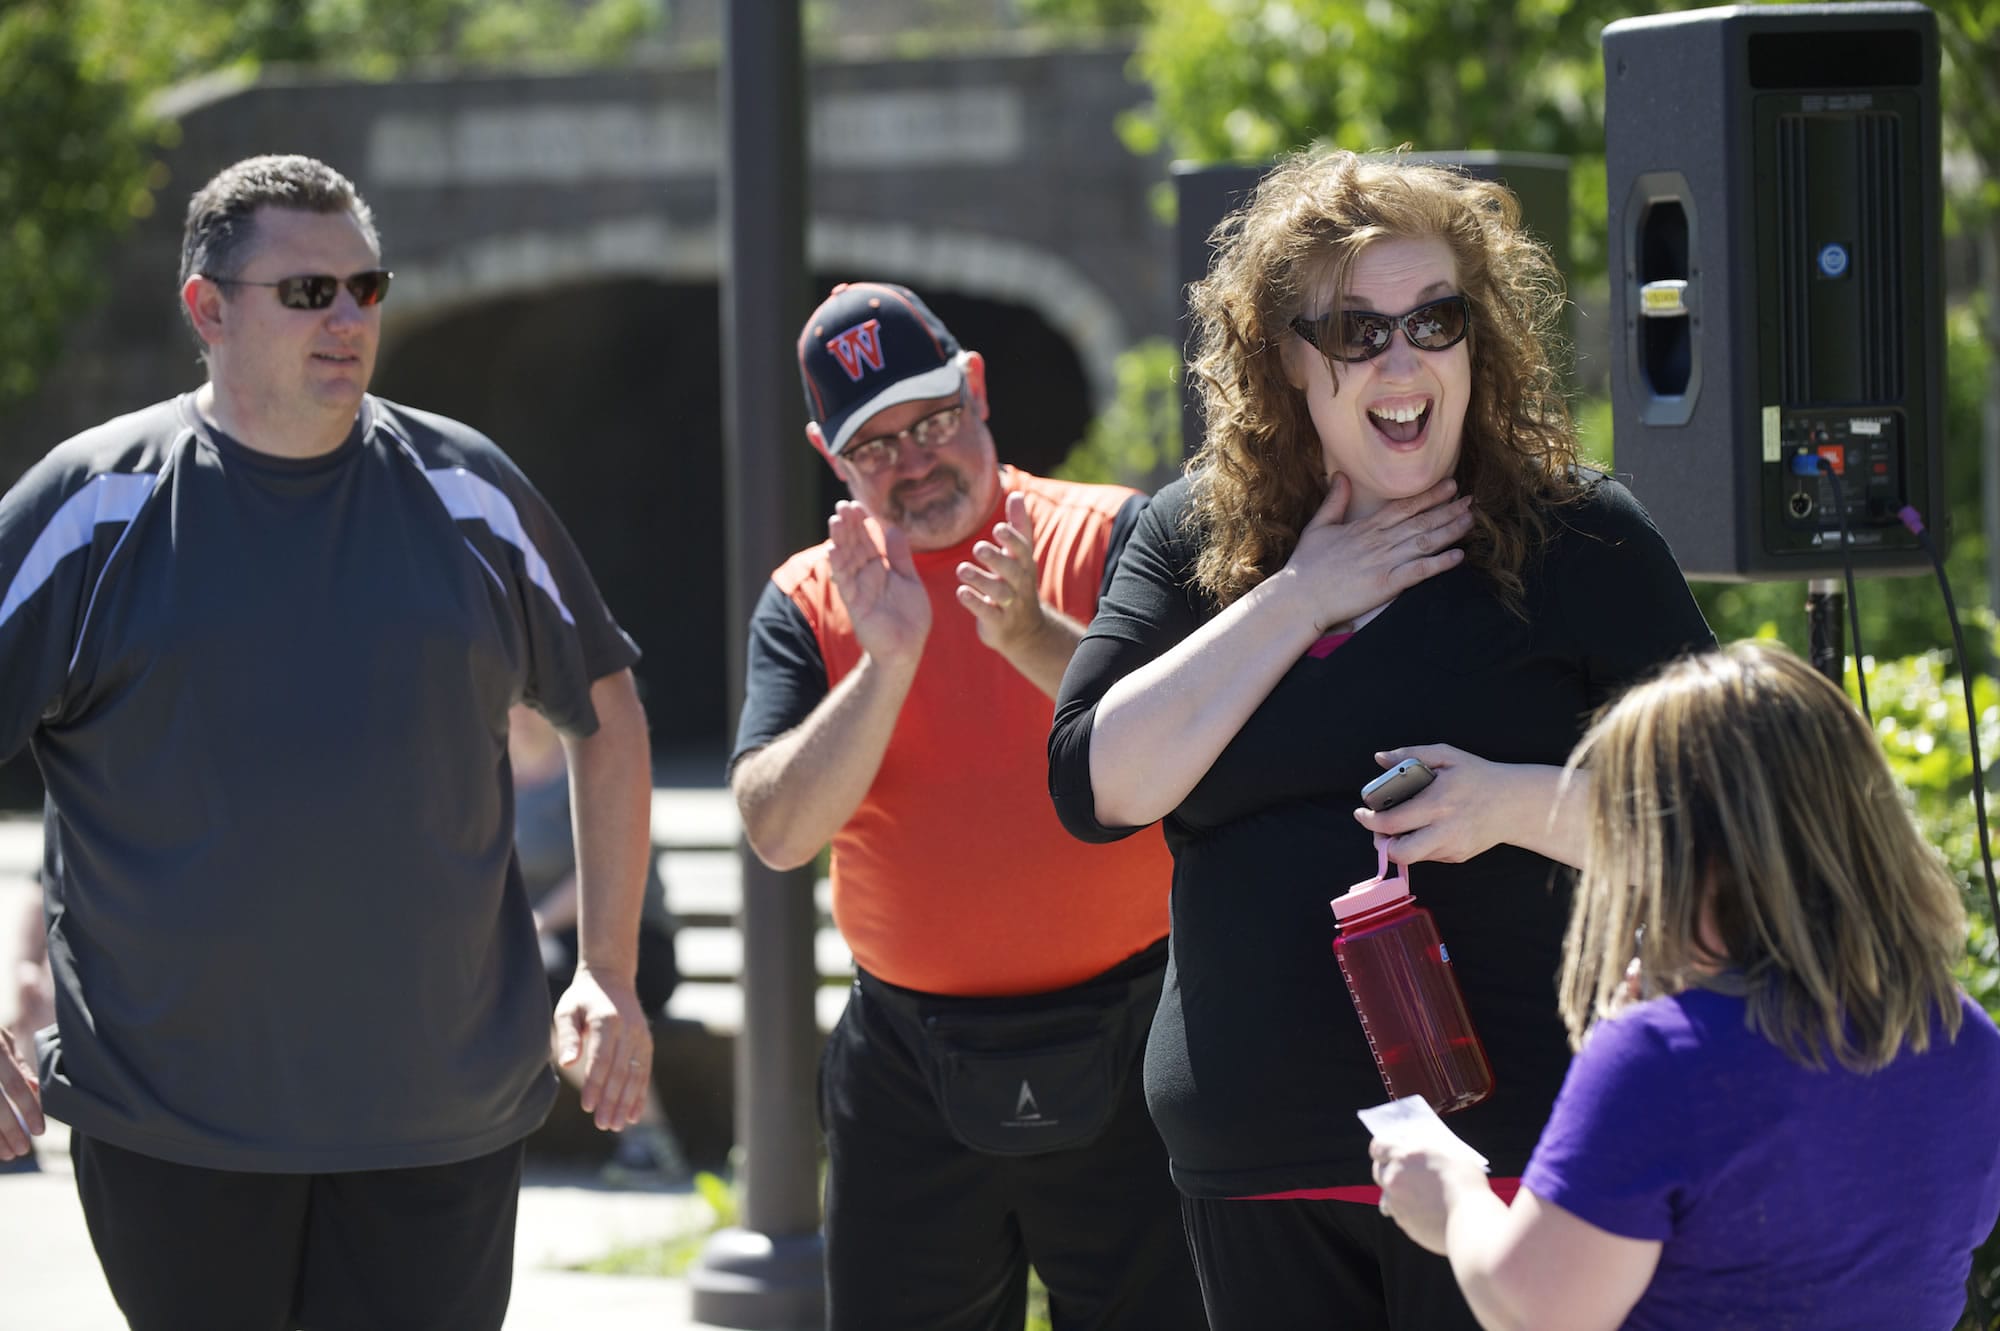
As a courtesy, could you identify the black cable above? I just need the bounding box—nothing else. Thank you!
[1899,505,2000,936]
[1818,457,1872,725]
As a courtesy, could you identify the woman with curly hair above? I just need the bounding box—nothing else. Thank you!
[1373,642,2000,1330]
[1048,148,1713,1328]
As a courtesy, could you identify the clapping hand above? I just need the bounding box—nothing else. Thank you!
[955,491,1048,655]
[828,499,931,670]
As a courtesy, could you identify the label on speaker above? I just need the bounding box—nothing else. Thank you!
[1762,406,1781,462]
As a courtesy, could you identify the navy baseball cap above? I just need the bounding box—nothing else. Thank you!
[798,282,964,457]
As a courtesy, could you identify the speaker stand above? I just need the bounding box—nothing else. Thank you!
[1805,577,1846,689]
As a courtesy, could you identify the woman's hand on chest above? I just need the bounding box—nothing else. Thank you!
[1277,474,1474,634]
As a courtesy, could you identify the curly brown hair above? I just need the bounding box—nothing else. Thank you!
[1184,148,1581,613]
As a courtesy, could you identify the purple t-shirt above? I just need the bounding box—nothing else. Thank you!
[1523,986,2000,1330]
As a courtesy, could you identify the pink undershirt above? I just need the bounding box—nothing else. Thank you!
[1234,627,1521,1206]
[1238,1178,1524,1205]
[1305,629,1354,659]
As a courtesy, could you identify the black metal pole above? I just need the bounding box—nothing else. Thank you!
[1806,576,1845,688]
[691,3,824,1326]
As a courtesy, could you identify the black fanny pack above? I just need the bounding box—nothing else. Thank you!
[862,942,1166,1157]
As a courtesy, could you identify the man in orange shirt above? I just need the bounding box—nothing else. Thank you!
[729,282,1201,1331]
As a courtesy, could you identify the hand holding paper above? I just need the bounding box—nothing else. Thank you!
[1362,1094,1494,1254]
[1358,1093,1489,1171]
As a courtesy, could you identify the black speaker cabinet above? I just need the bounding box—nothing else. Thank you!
[1604,2,1945,580]
[1171,152,1572,460]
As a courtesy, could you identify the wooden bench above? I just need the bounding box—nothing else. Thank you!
[658,848,853,1037]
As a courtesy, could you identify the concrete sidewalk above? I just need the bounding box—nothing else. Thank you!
[0,1120,728,1330]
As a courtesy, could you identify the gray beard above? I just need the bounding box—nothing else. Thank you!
[889,466,970,530]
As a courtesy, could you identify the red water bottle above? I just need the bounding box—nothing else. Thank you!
[1331,841,1494,1114]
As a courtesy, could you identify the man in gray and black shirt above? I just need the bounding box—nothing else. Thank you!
[0,155,655,1330]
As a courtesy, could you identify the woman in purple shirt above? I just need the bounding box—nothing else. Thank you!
[1372,641,2000,1331]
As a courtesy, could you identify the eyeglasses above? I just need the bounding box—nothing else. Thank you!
[1289,294,1470,363]
[840,401,966,475]
[205,269,394,311]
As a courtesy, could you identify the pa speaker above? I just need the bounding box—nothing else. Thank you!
[1603,2,1945,580]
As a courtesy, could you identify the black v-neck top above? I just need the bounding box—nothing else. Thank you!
[1050,472,1713,1196]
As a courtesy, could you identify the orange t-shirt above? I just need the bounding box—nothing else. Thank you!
[770,468,1173,996]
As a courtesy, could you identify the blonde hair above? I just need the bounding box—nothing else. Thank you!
[1183,148,1580,613]
[1560,642,1968,1071]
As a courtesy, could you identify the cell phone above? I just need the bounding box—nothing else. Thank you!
[1361,758,1435,811]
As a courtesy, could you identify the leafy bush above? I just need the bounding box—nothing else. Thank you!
[1054,337,1184,492]
[1866,651,2000,1330]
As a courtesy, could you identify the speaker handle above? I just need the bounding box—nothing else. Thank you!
[1624,170,1701,426]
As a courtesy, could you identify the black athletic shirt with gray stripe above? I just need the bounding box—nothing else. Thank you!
[0,393,638,1172]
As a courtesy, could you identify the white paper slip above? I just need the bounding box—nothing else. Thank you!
[4,1095,27,1138]
[1357,1094,1490,1171]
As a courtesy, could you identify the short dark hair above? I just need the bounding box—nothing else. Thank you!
[177,155,381,351]
[180,154,380,286]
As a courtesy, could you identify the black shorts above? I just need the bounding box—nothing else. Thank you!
[818,951,1205,1331]
[70,1132,523,1331]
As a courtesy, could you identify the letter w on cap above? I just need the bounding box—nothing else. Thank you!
[826,319,886,381]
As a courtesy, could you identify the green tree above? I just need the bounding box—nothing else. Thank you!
[1113,0,1699,284]
[1061,1,2000,635]
[0,0,667,412]
[1934,0,2000,627]
[0,4,160,403]
[1053,0,1690,484]
[1014,0,1149,30]
[1053,338,1182,490]
[1937,0,2000,233]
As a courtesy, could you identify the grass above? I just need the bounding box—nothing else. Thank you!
[577,1230,711,1277]
[1027,1268,1052,1329]
[571,1169,734,1276]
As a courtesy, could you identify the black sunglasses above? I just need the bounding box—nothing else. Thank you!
[206,269,394,311]
[1290,294,1470,363]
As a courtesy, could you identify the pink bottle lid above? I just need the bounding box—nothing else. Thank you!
[1331,838,1413,923]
